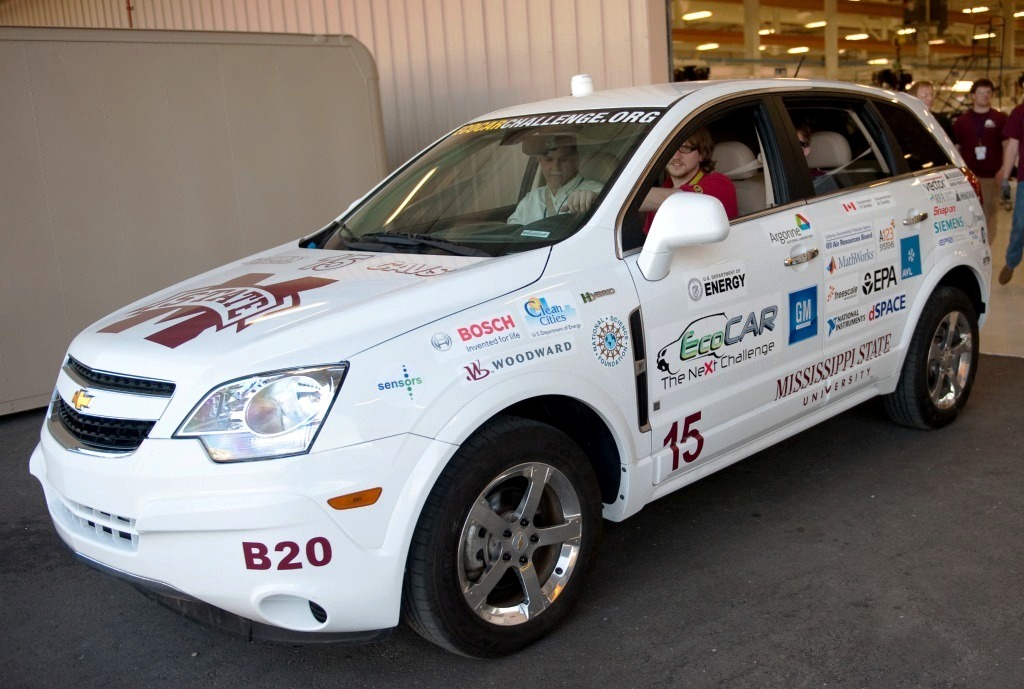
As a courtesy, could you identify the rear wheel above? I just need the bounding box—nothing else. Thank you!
[883,286,979,429]
[402,416,601,657]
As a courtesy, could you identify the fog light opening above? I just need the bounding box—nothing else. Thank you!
[309,600,328,624]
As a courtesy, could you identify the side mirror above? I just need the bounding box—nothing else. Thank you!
[637,192,730,281]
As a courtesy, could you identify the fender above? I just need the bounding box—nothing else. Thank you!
[877,249,990,395]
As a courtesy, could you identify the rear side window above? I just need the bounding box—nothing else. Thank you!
[781,95,894,199]
[874,100,954,172]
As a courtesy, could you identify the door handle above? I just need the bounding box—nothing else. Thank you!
[903,211,929,225]
[784,248,819,267]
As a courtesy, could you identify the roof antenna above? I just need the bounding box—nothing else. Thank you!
[571,74,594,96]
[793,56,805,78]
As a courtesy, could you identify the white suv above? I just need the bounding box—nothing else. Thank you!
[30,79,991,657]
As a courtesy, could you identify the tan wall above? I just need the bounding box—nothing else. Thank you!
[0,0,671,168]
[0,28,388,414]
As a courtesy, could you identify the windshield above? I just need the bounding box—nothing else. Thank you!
[317,108,663,257]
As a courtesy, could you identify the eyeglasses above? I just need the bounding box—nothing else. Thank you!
[799,140,810,149]
[677,144,698,154]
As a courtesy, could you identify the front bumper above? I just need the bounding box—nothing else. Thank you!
[30,427,455,637]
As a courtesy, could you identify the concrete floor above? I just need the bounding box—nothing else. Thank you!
[980,200,1024,357]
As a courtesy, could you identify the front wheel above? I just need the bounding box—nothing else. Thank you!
[402,416,601,657]
[883,286,979,429]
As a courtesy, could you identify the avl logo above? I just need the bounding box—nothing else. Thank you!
[788,286,818,345]
[900,235,922,279]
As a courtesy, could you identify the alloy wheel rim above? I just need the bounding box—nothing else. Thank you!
[458,462,583,626]
[927,310,972,410]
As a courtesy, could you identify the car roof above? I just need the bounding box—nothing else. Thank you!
[474,78,914,121]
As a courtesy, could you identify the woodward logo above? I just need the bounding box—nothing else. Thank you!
[464,360,490,381]
[488,341,574,372]
[98,273,336,349]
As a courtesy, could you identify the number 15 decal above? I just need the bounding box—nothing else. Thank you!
[663,411,704,471]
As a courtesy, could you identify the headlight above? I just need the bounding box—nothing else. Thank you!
[176,364,347,462]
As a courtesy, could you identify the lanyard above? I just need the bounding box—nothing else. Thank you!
[685,170,705,193]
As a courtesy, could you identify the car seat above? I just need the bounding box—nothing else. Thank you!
[713,141,766,216]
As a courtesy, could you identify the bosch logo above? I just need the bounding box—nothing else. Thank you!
[458,315,517,342]
[431,333,452,351]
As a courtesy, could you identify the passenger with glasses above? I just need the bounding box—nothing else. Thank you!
[640,127,738,233]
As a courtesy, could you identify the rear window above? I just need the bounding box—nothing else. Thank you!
[874,100,954,172]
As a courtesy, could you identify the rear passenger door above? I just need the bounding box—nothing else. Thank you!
[776,93,933,408]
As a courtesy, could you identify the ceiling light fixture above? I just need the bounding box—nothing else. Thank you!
[952,80,973,92]
[683,11,712,21]
[758,27,776,36]
[788,46,810,54]
[962,6,989,13]
[845,33,869,41]
[805,21,827,29]
[868,58,889,65]
[696,43,719,51]
[928,39,946,45]
[897,28,917,35]
[973,32,996,40]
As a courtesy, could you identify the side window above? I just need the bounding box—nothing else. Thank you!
[621,101,774,252]
[782,97,893,199]
[874,101,954,172]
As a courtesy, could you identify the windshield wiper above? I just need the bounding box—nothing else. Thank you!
[356,232,491,257]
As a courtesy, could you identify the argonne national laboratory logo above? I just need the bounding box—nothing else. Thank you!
[98,273,336,349]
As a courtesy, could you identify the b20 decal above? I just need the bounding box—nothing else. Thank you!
[242,537,333,570]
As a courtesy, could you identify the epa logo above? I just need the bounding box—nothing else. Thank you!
[788,286,818,345]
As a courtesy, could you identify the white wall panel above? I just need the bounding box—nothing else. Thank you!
[2,0,668,167]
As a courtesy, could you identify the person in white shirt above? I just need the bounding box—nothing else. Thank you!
[508,135,603,225]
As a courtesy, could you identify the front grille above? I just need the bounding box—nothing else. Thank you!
[55,397,155,452]
[67,357,175,397]
[59,498,138,551]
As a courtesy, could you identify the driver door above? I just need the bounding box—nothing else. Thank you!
[623,99,825,486]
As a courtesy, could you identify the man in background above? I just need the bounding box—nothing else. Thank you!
[954,78,1006,245]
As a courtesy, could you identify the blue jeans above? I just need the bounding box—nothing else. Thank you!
[1009,180,1024,269]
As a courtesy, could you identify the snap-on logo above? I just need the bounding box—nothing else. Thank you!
[98,273,336,349]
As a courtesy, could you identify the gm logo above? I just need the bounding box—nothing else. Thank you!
[788,286,818,345]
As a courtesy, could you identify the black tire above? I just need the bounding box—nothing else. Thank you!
[883,286,979,429]
[401,416,602,657]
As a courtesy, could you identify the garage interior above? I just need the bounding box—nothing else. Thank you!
[1,0,1021,685]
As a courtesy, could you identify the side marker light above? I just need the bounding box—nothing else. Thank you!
[328,488,383,510]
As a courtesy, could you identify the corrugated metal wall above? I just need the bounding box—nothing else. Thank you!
[1,0,669,168]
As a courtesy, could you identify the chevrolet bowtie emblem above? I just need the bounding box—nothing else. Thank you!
[71,389,94,411]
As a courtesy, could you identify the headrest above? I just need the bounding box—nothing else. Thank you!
[806,131,852,169]
[579,152,618,182]
[712,141,758,180]
[523,133,577,155]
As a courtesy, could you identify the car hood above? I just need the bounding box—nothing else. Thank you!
[67,244,548,386]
